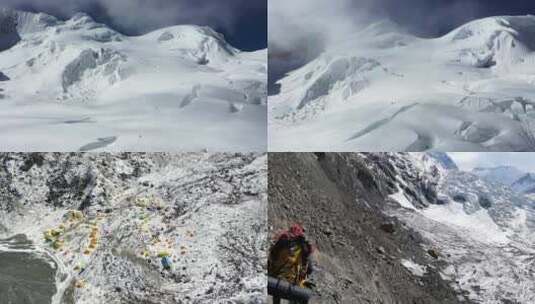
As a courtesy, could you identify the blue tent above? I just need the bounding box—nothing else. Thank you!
[161,256,172,270]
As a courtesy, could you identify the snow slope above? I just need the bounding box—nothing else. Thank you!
[0,9,267,151]
[269,16,535,151]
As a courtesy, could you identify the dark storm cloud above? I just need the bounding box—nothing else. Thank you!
[1,0,267,50]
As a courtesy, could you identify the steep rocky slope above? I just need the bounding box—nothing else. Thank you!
[268,153,463,304]
[0,153,267,304]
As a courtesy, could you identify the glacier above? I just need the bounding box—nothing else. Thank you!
[269,16,535,152]
[382,153,535,303]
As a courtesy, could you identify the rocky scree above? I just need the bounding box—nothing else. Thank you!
[0,153,267,304]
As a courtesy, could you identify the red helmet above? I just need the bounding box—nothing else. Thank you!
[289,224,305,238]
[274,223,306,241]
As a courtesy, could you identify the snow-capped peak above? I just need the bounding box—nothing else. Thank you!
[141,25,239,61]
[357,19,410,38]
[444,15,535,44]
[0,8,267,151]
[0,8,237,61]
[441,15,535,71]
[70,12,94,23]
[426,152,458,170]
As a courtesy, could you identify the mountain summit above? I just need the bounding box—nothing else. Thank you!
[0,8,267,151]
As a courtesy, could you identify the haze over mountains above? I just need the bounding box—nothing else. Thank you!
[473,165,535,194]
[0,8,267,151]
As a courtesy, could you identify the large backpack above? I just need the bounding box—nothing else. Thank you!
[268,237,310,287]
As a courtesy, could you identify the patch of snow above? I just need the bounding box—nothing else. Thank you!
[389,187,418,211]
[401,259,427,277]
[421,201,509,244]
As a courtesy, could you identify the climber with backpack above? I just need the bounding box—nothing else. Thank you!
[268,223,315,304]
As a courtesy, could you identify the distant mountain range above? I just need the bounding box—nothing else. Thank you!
[472,165,535,194]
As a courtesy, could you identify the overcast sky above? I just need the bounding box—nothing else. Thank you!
[449,153,535,172]
[2,0,267,51]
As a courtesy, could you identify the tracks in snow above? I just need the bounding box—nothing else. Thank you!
[346,102,420,142]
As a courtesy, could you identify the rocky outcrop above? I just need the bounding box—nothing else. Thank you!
[61,48,127,93]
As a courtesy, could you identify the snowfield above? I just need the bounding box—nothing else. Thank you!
[0,9,267,151]
[270,16,535,151]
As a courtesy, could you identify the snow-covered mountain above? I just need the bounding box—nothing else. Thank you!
[0,9,267,151]
[269,16,535,151]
